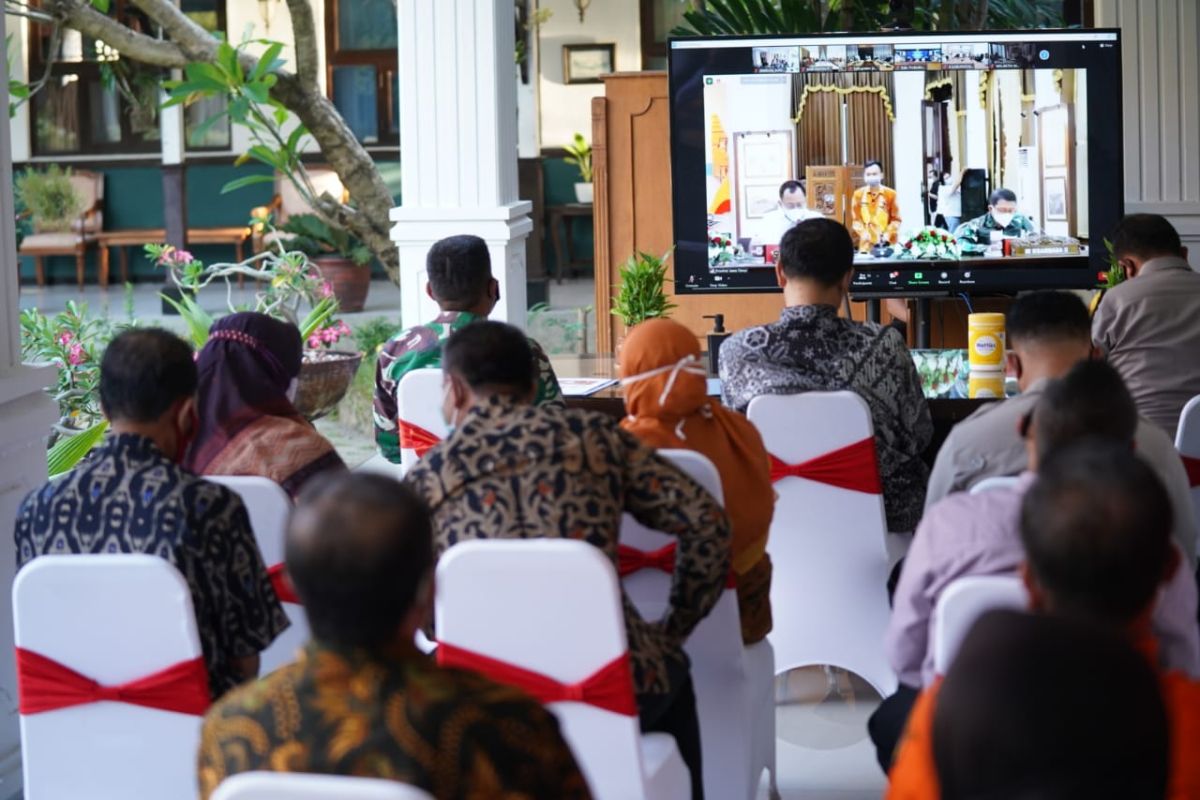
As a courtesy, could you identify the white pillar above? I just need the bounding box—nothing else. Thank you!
[392,0,533,328]
[0,11,58,794]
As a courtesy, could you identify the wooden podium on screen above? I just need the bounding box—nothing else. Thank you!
[805,164,864,230]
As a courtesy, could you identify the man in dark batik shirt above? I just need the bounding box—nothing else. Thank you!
[406,321,732,799]
[374,234,563,463]
[199,473,590,800]
[14,329,287,698]
[720,218,932,533]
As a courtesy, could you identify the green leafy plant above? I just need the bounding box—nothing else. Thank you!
[564,133,593,183]
[15,165,82,232]
[353,317,404,356]
[1099,237,1126,290]
[280,213,373,266]
[46,420,109,478]
[612,251,677,328]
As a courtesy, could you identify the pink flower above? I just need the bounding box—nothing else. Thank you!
[56,330,74,346]
[67,343,87,366]
[173,250,194,265]
[307,334,323,349]
[321,328,339,344]
[337,321,351,335]
[319,281,334,299]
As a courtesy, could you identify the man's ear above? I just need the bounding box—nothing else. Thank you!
[1019,561,1043,611]
[774,261,787,289]
[176,396,197,432]
[1006,351,1022,380]
[425,282,435,301]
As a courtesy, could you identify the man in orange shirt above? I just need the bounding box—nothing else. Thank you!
[850,160,901,253]
[886,440,1200,799]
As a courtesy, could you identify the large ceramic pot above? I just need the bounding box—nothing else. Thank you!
[315,255,370,312]
[295,349,363,421]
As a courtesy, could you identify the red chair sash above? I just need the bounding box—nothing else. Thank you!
[617,543,737,588]
[768,437,882,494]
[267,563,300,605]
[437,642,637,716]
[16,647,210,716]
[399,419,441,457]
[1182,453,1200,489]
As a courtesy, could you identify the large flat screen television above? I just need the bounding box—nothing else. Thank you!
[668,29,1122,297]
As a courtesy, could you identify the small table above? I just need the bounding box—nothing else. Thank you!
[96,226,252,286]
[546,203,594,283]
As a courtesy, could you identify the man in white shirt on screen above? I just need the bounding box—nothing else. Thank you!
[754,180,824,248]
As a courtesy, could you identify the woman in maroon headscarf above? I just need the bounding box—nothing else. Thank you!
[184,312,346,499]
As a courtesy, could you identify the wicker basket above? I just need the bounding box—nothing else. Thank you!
[296,350,364,421]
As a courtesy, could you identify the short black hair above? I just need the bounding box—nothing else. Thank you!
[1006,291,1091,348]
[1031,360,1137,462]
[426,234,493,306]
[99,328,197,423]
[1110,213,1185,260]
[778,217,854,285]
[1021,440,1173,625]
[778,180,804,198]
[442,320,536,395]
[934,610,1169,800]
[989,187,1017,206]
[864,159,883,171]
[286,473,433,650]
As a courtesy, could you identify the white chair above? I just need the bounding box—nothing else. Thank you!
[969,475,1021,494]
[747,391,898,697]
[397,368,449,472]
[619,448,776,800]
[1175,395,1200,558]
[14,555,205,799]
[208,476,309,676]
[354,452,407,480]
[212,772,434,800]
[435,539,691,800]
[931,575,1028,676]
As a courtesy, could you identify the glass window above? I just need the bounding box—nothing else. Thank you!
[326,0,399,147]
[337,0,398,51]
[33,77,80,153]
[641,0,701,70]
[332,66,380,144]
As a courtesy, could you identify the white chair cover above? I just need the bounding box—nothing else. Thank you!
[931,575,1028,675]
[1175,394,1200,559]
[208,476,308,675]
[969,475,1022,494]
[14,555,204,800]
[747,391,898,697]
[212,772,434,800]
[619,449,776,800]
[397,368,450,472]
[435,539,690,800]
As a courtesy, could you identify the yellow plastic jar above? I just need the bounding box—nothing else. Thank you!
[968,313,1006,370]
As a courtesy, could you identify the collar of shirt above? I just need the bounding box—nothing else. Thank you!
[779,303,840,323]
[463,393,534,423]
[301,638,425,672]
[432,309,480,325]
[1138,255,1194,277]
[97,432,167,463]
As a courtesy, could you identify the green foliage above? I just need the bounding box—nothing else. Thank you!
[46,420,109,478]
[7,35,29,119]
[352,317,404,355]
[563,133,594,183]
[1099,237,1126,290]
[16,166,82,232]
[160,290,215,350]
[612,251,677,327]
[280,213,373,266]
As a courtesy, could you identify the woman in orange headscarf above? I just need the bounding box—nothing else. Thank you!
[619,318,776,643]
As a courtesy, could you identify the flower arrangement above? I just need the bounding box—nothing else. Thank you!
[897,227,961,260]
[708,234,737,266]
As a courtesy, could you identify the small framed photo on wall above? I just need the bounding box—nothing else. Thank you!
[563,44,616,84]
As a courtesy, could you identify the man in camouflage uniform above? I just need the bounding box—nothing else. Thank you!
[954,187,1036,253]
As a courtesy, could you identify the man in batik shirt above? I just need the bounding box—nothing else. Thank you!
[720,218,932,533]
[199,474,590,799]
[406,321,732,800]
[373,234,563,463]
[14,329,287,698]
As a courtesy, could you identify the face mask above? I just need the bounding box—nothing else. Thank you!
[992,212,1015,228]
[782,207,802,223]
[440,383,458,433]
[864,175,882,188]
[285,378,299,404]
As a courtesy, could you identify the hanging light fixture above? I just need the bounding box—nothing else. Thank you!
[574,0,592,22]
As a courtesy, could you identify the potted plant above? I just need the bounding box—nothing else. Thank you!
[280,213,374,312]
[564,132,594,204]
[15,165,82,232]
[611,250,676,346]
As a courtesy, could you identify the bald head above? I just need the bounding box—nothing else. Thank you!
[286,473,433,650]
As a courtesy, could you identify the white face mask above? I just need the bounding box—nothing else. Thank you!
[440,382,459,433]
[864,174,883,188]
[782,207,803,223]
[992,211,1015,228]
[285,378,299,404]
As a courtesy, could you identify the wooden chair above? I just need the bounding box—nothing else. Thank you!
[19,170,104,288]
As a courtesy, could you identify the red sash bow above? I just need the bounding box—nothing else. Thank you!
[16,647,210,716]
[399,419,441,457]
[437,642,637,716]
[768,437,882,494]
[617,543,737,588]
[1182,453,1200,489]
[268,563,300,605]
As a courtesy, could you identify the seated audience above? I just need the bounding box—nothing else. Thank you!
[14,329,287,699]
[620,318,776,643]
[952,188,1036,252]
[873,361,1199,770]
[406,321,732,799]
[198,473,589,800]
[720,218,933,533]
[887,441,1200,799]
[1092,213,1200,438]
[183,312,346,499]
[374,234,563,463]
[931,610,1170,799]
[925,291,1197,563]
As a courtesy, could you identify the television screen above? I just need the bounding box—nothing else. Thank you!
[668,29,1123,296]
